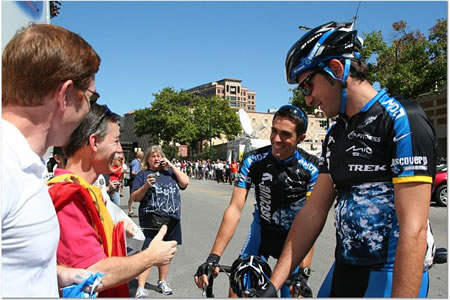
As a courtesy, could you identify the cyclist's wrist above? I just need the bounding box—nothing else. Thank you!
[298,267,311,280]
[207,253,220,265]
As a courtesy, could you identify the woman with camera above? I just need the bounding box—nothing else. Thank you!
[130,145,189,297]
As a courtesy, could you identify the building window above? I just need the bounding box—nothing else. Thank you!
[226,85,229,92]
[230,96,236,100]
[238,86,240,93]
[230,86,236,94]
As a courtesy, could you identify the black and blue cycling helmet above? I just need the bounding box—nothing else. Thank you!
[229,255,272,297]
[285,21,364,114]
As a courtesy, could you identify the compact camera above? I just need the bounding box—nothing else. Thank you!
[148,172,160,179]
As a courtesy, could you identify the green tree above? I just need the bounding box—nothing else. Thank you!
[162,143,179,161]
[134,88,241,150]
[363,18,447,98]
[134,88,196,145]
[289,87,315,114]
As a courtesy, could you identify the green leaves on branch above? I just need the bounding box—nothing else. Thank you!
[362,18,447,98]
[289,88,315,114]
[134,87,241,147]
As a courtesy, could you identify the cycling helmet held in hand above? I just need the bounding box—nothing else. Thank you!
[229,255,272,297]
[285,21,363,84]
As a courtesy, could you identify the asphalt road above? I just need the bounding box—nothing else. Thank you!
[121,179,448,298]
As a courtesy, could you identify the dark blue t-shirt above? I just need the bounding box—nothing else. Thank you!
[131,169,181,223]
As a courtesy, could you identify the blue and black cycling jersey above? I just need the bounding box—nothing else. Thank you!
[320,88,437,267]
[236,145,319,258]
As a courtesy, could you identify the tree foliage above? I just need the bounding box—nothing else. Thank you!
[289,87,315,114]
[362,18,447,98]
[134,87,241,148]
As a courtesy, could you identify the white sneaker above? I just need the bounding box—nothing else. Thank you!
[157,280,173,295]
[135,287,148,298]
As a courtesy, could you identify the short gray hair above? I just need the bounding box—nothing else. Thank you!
[63,103,120,158]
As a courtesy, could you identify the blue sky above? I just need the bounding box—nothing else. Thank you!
[51,1,447,116]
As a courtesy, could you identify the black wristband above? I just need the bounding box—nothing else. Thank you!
[207,254,220,265]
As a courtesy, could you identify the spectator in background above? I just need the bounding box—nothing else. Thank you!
[47,104,177,297]
[216,160,224,183]
[120,152,128,197]
[53,146,67,171]
[108,153,123,206]
[224,161,231,183]
[45,146,67,180]
[229,159,239,185]
[131,145,189,297]
[2,23,101,297]
[128,150,144,217]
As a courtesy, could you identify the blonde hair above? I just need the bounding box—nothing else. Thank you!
[143,145,166,170]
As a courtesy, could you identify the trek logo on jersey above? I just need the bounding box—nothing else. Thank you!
[348,164,387,172]
[348,130,381,143]
[381,98,406,120]
[259,172,273,223]
[346,145,373,157]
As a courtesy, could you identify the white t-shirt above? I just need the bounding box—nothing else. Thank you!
[122,163,128,174]
[93,174,111,203]
[1,119,59,297]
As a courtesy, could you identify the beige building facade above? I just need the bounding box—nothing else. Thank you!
[414,88,447,158]
[187,78,256,112]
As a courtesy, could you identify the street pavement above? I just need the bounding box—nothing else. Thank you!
[120,179,448,298]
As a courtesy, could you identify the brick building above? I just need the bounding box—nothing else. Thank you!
[186,78,256,112]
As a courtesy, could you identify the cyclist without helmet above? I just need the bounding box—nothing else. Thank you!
[229,255,273,297]
[194,104,319,297]
[259,21,437,298]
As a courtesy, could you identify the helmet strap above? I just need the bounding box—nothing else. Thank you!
[321,58,351,115]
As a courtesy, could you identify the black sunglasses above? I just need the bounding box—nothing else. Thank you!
[297,69,320,96]
[86,88,100,104]
[277,104,308,131]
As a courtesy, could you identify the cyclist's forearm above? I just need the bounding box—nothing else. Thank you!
[299,245,314,268]
[210,205,242,256]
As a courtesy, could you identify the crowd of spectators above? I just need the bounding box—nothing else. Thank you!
[168,159,240,185]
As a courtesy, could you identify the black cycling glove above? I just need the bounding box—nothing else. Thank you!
[255,280,277,297]
[290,267,313,298]
[195,254,220,277]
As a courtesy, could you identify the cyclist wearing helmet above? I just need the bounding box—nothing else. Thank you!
[194,104,319,297]
[261,21,436,297]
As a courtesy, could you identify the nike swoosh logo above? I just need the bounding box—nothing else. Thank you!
[393,132,412,142]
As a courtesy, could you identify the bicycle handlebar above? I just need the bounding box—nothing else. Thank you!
[204,264,231,298]
[203,263,311,298]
